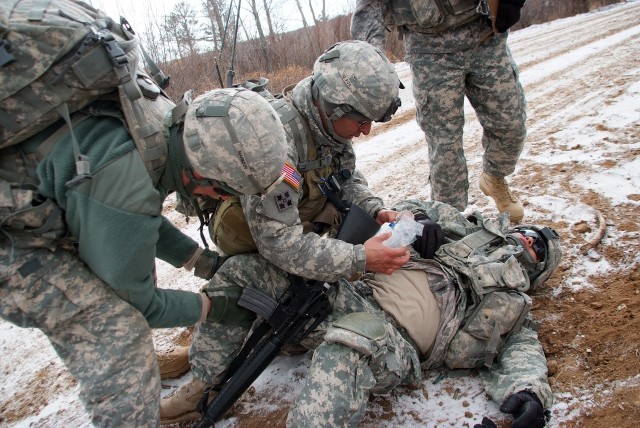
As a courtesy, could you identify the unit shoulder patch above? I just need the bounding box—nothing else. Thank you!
[274,190,294,212]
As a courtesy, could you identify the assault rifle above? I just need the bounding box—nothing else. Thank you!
[195,203,380,427]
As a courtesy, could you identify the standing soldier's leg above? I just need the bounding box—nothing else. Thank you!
[467,34,527,222]
[1,246,160,427]
[409,52,469,211]
[161,253,291,424]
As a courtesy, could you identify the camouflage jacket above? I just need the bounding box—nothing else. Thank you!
[351,0,497,54]
[388,200,553,408]
[237,77,385,282]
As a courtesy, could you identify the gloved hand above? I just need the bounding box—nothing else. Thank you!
[473,416,497,428]
[194,249,229,280]
[411,213,445,259]
[500,390,546,428]
[496,0,526,33]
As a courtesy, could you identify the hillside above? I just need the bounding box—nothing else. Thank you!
[1,1,639,427]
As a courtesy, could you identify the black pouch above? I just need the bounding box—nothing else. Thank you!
[336,203,380,245]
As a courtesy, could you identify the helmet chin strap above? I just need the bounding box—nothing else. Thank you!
[311,83,352,145]
[168,126,211,248]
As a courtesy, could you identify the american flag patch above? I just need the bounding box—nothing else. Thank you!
[281,162,301,191]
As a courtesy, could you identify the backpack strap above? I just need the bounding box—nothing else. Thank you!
[268,98,331,172]
[56,103,91,188]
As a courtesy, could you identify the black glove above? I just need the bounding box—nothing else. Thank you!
[495,0,526,33]
[500,390,546,428]
[474,416,497,428]
[194,249,229,280]
[411,213,445,259]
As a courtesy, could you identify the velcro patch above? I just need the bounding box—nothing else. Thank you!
[274,190,294,212]
[281,162,301,191]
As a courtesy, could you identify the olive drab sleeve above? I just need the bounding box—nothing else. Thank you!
[36,117,206,328]
[351,0,388,50]
[156,215,200,268]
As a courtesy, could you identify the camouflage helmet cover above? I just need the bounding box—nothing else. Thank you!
[182,88,287,195]
[312,40,401,122]
[509,225,562,290]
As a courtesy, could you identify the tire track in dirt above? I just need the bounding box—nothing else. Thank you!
[509,2,640,70]
[517,32,639,159]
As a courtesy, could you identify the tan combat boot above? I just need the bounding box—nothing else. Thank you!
[157,345,191,379]
[479,172,524,223]
[160,377,216,425]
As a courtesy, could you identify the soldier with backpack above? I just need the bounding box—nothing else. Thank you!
[0,2,290,426]
[287,199,561,427]
[159,40,411,424]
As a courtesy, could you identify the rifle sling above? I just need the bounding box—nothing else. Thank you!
[213,320,271,392]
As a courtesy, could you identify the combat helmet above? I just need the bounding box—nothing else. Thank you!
[182,87,287,195]
[507,225,562,290]
[311,40,402,130]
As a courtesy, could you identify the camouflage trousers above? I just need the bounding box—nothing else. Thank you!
[286,314,421,427]
[0,244,160,427]
[407,32,527,210]
[189,253,421,426]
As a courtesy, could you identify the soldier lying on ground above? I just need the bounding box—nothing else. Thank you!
[161,199,561,427]
[287,199,560,428]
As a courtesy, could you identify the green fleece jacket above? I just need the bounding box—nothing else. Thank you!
[35,116,203,328]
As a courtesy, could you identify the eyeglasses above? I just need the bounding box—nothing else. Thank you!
[343,110,372,129]
[516,229,547,262]
[357,119,371,129]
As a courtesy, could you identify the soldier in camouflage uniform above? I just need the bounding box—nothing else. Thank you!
[0,88,289,427]
[351,0,528,222]
[160,41,411,424]
[288,199,561,427]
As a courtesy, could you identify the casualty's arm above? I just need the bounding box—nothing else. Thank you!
[480,327,553,410]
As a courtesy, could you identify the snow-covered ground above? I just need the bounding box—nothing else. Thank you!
[2,1,639,426]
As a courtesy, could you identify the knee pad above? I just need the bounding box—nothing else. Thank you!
[324,312,386,357]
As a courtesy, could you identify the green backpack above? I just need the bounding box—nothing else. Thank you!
[0,0,177,184]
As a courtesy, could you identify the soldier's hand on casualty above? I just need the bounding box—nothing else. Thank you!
[194,249,230,280]
[496,0,526,33]
[412,213,445,259]
[363,232,410,274]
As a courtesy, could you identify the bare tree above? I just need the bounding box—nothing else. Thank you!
[201,0,228,52]
[162,2,202,58]
[262,0,275,37]
[293,0,309,28]
[308,0,319,26]
[248,0,273,72]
